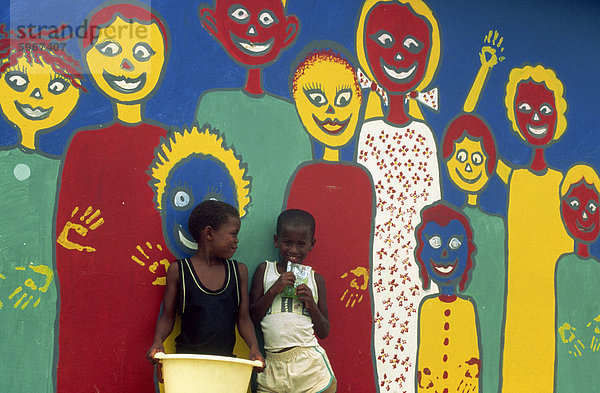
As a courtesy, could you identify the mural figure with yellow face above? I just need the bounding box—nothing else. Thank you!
[0,24,84,393]
[195,0,312,275]
[284,42,376,392]
[442,114,506,393]
[54,3,174,392]
[414,201,480,393]
[555,164,600,392]
[496,64,573,392]
[354,0,442,389]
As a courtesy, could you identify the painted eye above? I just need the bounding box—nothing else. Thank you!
[370,30,395,48]
[403,36,423,54]
[173,190,191,208]
[472,152,484,165]
[258,10,278,27]
[334,89,352,107]
[96,41,122,57]
[456,149,468,163]
[448,236,462,250]
[517,102,532,113]
[588,201,597,214]
[48,78,70,95]
[229,5,250,23]
[304,89,327,107]
[428,235,442,249]
[539,103,554,115]
[5,71,29,92]
[568,198,580,210]
[133,42,155,62]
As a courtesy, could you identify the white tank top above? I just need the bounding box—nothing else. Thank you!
[261,261,319,351]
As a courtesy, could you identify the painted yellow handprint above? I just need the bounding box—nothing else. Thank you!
[8,264,53,309]
[586,314,600,352]
[57,206,104,252]
[340,266,369,308]
[559,322,586,357]
[131,242,170,286]
[481,30,505,68]
[463,29,506,113]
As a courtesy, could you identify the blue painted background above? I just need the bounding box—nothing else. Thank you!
[3,0,600,248]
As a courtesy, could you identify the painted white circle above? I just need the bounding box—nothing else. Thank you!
[14,164,31,181]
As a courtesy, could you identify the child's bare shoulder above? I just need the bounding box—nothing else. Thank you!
[252,262,268,276]
[314,271,326,287]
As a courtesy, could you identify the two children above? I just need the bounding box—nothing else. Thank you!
[148,202,335,392]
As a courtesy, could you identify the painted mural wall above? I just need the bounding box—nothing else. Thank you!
[0,0,599,392]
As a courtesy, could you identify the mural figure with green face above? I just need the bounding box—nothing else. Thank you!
[555,164,600,392]
[284,42,376,392]
[0,24,84,393]
[195,0,312,274]
[442,113,506,393]
[54,3,174,392]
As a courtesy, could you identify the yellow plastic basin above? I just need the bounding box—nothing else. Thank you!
[154,352,262,393]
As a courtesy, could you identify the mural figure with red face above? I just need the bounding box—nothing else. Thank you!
[555,164,600,392]
[496,65,573,392]
[55,3,174,392]
[354,1,442,390]
[195,0,312,282]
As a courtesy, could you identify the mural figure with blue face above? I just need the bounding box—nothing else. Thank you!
[414,201,480,392]
[149,124,250,259]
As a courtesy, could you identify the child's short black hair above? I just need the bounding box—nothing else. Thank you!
[276,209,316,238]
[188,200,239,242]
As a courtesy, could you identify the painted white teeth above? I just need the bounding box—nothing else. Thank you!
[178,229,198,250]
[435,265,454,274]
[22,107,49,118]
[240,41,271,53]
[114,79,141,90]
[383,64,416,80]
[528,125,547,135]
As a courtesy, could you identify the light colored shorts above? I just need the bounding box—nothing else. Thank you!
[257,345,336,393]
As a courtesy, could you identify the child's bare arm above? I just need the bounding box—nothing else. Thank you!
[146,260,179,363]
[249,262,295,324]
[236,262,265,368]
[296,273,330,339]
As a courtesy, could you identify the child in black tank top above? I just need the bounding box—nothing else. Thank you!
[147,200,264,366]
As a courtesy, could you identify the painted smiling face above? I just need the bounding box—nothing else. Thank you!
[514,80,557,146]
[561,181,600,244]
[85,17,166,103]
[293,55,361,148]
[446,136,489,194]
[364,2,431,94]
[0,56,80,147]
[420,219,468,288]
[161,157,239,258]
[200,0,298,68]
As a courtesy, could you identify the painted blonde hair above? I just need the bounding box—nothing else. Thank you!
[355,0,441,120]
[504,64,568,142]
[560,164,600,197]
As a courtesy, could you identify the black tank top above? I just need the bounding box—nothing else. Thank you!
[175,258,240,356]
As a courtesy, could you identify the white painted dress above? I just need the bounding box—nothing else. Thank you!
[357,118,441,392]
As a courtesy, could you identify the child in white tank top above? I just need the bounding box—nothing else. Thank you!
[250,209,336,393]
